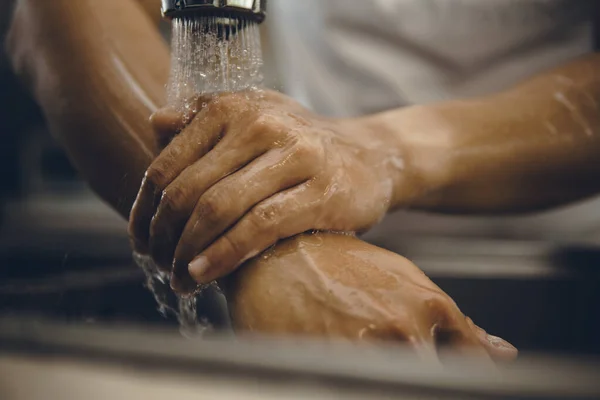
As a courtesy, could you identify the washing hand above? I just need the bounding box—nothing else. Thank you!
[129,90,418,291]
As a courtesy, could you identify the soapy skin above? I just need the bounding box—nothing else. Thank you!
[5,0,521,361]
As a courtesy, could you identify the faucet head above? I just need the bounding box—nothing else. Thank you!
[161,0,267,23]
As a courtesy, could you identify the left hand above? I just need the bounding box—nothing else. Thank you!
[129,90,412,292]
[225,233,518,363]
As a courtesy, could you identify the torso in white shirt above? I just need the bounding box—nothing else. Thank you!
[267,0,600,241]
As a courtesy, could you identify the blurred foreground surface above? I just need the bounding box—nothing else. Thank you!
[1,316,600,400]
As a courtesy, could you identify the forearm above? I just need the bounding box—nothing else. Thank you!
[5,0,169,218]
[135,0,162,26]
[368,53,600,214]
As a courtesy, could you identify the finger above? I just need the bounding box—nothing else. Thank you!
[180,182,317,289]
[151,91,263,148]
[362,323,440,364]
[154,147,311,275]
[150,108,188,148]
[466,317,518,362]
[151,94,218,139]
[429,299,492,361]
[147,134,282,269]
[128,107,225,253]
[434,326,491,362]
[149,110,300,269]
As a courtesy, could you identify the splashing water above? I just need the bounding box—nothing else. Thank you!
[134,252,213,337]
[134,14,264,335]
[166,14,264,112]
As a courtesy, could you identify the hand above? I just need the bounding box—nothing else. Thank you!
[129,90,411,291]
[225,233,518,363]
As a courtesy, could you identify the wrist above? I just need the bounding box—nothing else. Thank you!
[354,104,460,209]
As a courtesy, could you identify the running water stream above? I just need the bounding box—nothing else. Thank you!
[167,14,264,111]
[134,14,264,335]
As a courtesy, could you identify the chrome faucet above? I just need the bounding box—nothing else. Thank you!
[161,0,267,23]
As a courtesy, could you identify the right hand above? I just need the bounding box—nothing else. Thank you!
[129,91,419,291]
[225,233,518,363]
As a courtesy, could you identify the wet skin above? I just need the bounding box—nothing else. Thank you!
[148,105,518,361]
[134,90,409,288]
[224,233,517,362]
[15,0,600,362]
[132,58,600,290]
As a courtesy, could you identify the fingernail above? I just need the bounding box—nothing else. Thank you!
[487,334,517,351]
[188,256,210,282]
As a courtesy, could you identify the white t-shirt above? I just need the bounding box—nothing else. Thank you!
[267,0,600,241]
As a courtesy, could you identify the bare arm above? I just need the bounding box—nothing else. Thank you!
[367,54,600,214]
[5,0,168,218]
[135,0,162,25]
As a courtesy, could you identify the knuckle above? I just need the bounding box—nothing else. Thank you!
[252,114,278,129]
[291,138,324,168]
[248,114,279,140]
[250,202,280,230]
[151,109,184,139]
[221,234,245,259]
[365,321,410,343]
[426,293,452,312]
[210,93,237,114]
[426,293,461,326]
[150,144,186,181]
[163,140,185,160]
[158,185,187,215]
[196,192,231,225]
[145,165,169,192]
